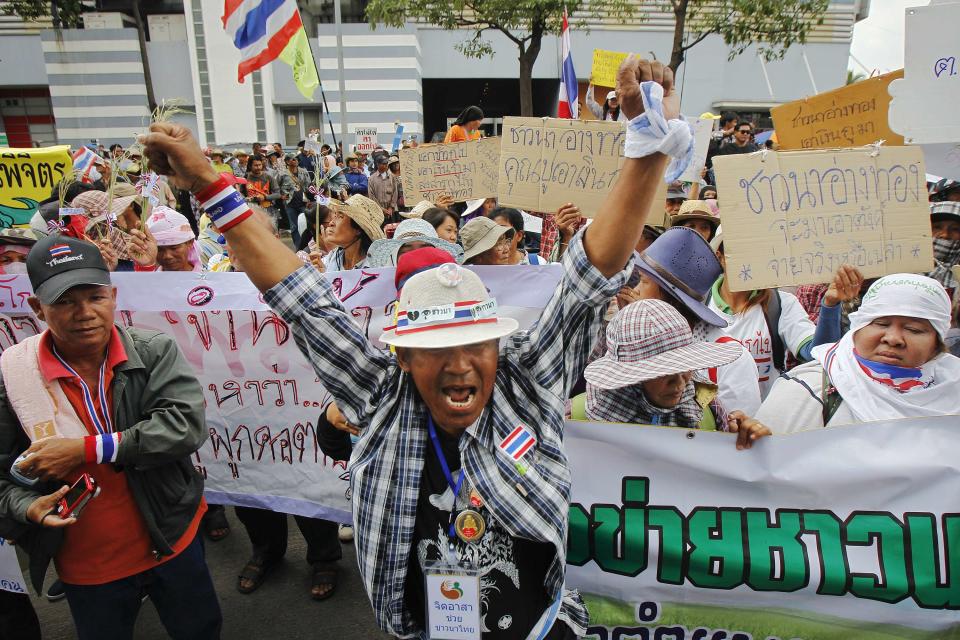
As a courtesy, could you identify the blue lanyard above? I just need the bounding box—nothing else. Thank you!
[51,343,113,435]
[427,415,465,541]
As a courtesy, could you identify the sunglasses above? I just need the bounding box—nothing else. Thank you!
[737,129,752,134]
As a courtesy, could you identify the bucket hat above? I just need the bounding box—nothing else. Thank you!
[333,194,386,241]
[71,189,138,219]
[460,217,510,262]
[379,262,519,348]
[670,199,720,229]
[635,227,727,327]
[401,200,435,219]
[584,299,741,389]
[931,201,960,224]
[367,219,463,267]
[0,228,39,247]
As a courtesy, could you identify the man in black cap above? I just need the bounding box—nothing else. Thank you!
[0,236,221,640]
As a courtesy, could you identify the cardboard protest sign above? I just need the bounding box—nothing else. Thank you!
[713,146,932,291]
[888,3,960,146]
[354,127,378,154]
[399,137,499,203]
[0,145,71,227]
[770,71,904,150]
[679,116,716,183]
[498,117,625,217]
[591,49,629,87]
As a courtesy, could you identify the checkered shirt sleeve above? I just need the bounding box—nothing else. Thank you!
[264,266,394,426]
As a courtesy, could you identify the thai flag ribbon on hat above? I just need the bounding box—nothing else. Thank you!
[394,299,498,335]
[499,425,537,462]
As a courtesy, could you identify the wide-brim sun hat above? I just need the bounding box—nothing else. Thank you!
[670,199,720,228]
[584,299,741,389]
[635,226,728,327]
[333,194,386,241]
[379,262,519,348]
[367,219,463,267]
[462,198,486,218]
[71,190,138,219]
[401,200,434,219]
[460,217,510,262]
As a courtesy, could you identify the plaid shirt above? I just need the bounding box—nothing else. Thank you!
[264,232,628,638]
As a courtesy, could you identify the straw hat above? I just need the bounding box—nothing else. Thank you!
[379,263,519,348]
[584,299,741,389]
[401,200,434,219]
[460,217,510,262]
[333,194,386,241]
[670,199,720,228]
[367,219,463,267]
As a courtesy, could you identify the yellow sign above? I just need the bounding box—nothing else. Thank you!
[713,146,932,292]
[770,70,905,150]
[591,49,630,87]
[0,145,71,227]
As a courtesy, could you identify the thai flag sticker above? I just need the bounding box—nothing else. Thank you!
[49,244,72,258]
[499,425,536,461]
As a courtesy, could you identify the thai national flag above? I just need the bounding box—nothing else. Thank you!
[499,425,537,461]
[71,147,98,183]
[556,9,578,119]
[223,0,306,84]
[49,244,72,258]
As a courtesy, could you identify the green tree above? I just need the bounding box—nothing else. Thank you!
[365,0,639,116]
[668,0,830,71]
[1,0,85,28]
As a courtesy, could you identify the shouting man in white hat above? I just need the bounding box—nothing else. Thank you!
[141,57,693,639]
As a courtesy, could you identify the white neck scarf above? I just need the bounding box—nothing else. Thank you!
[812,274,960,423]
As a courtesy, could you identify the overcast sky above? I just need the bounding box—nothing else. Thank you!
[848,0,916,75]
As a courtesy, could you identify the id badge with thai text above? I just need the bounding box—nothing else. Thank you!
[423,559,481,640]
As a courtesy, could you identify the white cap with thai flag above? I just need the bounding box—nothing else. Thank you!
[380,263,519,349]
[556,8,578,119]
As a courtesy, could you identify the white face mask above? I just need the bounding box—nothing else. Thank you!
[3,262,27,274]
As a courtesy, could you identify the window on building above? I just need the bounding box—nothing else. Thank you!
[299,0,370,28]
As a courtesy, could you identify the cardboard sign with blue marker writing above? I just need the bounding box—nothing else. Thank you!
[713,146,933,291]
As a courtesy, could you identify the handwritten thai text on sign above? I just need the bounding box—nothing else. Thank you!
[497,117,625,217]
[591,49,629,88]
[770,70,904,151]
[0,145,70,227]
[399,137,499,203]
[354,127,378,154]
[713,146,933,291]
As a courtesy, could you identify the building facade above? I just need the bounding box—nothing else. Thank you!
[0,0,869,151]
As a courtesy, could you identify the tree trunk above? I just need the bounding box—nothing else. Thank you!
[669,0,689,72]
[131,0,158,113]
[517,23,543,117]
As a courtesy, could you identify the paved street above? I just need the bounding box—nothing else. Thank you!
[28,509,388,639]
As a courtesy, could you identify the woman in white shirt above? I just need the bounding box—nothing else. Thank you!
[585,85,626,122]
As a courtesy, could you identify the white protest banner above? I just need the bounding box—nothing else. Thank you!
[0,267,564,522]
[498,117,625,217]
[888,2,960,146]
[679,116,716,183]
[565,417,960,639]
[0,538,26,594]
[354,127,378,154]
[399,137,500,203]
[712,146,933,291]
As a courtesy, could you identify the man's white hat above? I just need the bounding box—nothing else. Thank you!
[379,263,519,348]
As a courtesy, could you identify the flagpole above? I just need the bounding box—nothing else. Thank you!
[300,10,339,151]
[333,0,349,157]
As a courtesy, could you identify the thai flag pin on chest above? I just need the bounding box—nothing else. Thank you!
[499,424,537,479]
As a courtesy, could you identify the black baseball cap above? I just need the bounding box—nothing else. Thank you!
[26,235,111,304]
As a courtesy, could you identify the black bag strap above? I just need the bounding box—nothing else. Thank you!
[764,289,785,373]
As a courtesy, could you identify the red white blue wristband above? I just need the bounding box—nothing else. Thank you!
[84,433,122,464]
[196,175,252,232]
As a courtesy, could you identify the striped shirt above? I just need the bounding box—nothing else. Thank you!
[264,232,628,638]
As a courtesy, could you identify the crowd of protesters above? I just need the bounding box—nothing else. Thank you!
[0,57,959,640]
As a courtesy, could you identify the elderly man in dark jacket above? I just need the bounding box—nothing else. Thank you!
[0,235,220,640]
